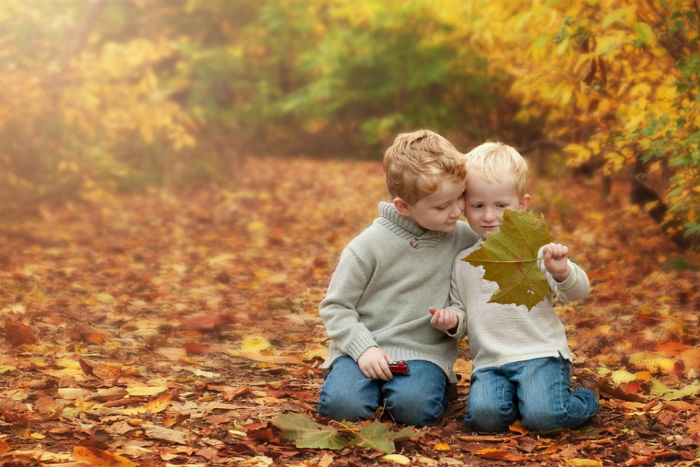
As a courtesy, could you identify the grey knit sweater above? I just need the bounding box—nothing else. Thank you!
[448,243,590,372]
[319,201,480,383]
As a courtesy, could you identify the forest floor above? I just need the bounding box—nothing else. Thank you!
[0,156,698,467]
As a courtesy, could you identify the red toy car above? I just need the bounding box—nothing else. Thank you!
[388,361,408,375]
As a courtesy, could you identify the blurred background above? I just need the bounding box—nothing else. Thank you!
[0,0,697,250]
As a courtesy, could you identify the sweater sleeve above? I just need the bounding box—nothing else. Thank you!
[318,247,378,361]
[536,247,590,303]
[445,257,469,340]
[550,260,590,303]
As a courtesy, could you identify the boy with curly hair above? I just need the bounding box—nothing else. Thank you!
[317,129,480,426]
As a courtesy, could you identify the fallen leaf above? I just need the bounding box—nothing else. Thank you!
[649,378,700,400]
[5,321,38,345]
[143,424,189,445]
[121,393,172,415]
[227,349,304,365]
[475,447,525,461]
[380,454,411,465]
[72,445,138,467]
[125,386,168,397]
[273,413,347,450]
[628,351,675,374]
[241,335,271,352]
[565,459,603,467]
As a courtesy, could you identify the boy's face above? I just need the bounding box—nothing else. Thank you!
[465,175,531,240]
[395,179,465,232]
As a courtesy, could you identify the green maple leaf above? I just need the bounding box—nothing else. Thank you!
[272,414,421,453]
[463,210,552,310]
[273,413,348,449]
[350,420,420,453]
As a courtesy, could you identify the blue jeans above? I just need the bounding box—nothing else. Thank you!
[318,356,448,427]
[465,356,598,432]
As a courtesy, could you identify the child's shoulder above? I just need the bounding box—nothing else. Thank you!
[453,220,481,247]
[455,241,481,261]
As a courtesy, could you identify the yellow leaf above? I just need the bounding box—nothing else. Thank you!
[611,369,637,384]
[206,253,235,268]
[125,386,168,397]
[380,454,411,465]
[565,459,603,467]
[434,442,451,451]
[95,293,117,305]
[241,335,271,352]
[247,220,266,233]
[121,393,172,416]
[594,36,619,56]
[227,349,304,365]
[0,365,16,374]
[628,351,675,374]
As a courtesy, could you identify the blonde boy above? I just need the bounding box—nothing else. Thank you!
[431,141,598,432]
[317,130,480,427]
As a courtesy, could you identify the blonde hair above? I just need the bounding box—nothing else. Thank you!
[383,129,466,205]
[465,141,528,196]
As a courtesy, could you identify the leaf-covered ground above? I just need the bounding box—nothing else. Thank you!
[0,157,698,467]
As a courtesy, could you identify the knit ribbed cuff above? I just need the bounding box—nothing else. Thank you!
[556,260,578,290]
[346,334,378,361]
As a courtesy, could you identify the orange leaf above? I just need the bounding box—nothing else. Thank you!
[120,393,172,415]
[0,439,12,455]
[475,447,525,461]
[207,384,249,400]
[72,445,139,467]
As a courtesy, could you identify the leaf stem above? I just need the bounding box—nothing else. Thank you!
[466,256,543,264]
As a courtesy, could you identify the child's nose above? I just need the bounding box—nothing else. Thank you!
[455,200,465,216]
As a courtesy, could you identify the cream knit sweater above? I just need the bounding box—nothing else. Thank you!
[448,243,590,372]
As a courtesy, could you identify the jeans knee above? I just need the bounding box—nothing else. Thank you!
[465,400,516,432]
[386,391,447,427]
[318,390,377,422]
[520,411,561,432]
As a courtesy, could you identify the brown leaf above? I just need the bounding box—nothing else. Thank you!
[180,313,224,331]
[142,424,188,445]
[4,321,38,345]
[206,384,249,400]
[183,342,209,354]
[78,357,95,377]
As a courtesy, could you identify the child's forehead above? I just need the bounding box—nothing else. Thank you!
[466,175,521,197]
[467,172,519,187]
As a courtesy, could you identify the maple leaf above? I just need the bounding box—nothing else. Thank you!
[273,414,420,453]
[463,210,552,310]
[273,413,348,450]
[350,421,420,453]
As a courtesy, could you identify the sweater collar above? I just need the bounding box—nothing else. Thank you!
[378,201,445,241]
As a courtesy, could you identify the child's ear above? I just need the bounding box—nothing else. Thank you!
[520,194,532,212]
[393,197,411,216]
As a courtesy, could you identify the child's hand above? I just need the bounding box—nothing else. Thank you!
[429,307,458,333]
[542,242,570,282]
[357,346,393,381]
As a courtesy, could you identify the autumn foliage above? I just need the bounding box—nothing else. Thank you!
[1,156,699,466]
[0,1,699,466]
